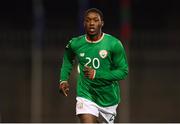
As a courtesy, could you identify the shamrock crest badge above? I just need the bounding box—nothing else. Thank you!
[99,50,108,59]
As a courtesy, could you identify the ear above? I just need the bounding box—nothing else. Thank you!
[101,21,104,27]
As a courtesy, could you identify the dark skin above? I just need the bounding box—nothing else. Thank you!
[84,11,104,41]
[59,11,104,123]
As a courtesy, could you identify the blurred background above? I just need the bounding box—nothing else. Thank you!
[0,0,180,123]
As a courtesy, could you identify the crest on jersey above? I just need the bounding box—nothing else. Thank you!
[99,50,108,59]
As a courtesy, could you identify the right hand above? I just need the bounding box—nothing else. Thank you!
[59,81,70,96]
[83,66,95,80]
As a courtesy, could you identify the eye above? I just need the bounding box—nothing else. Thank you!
[94,18,100,22]
[85,18,91,22]
[85,19,89,23]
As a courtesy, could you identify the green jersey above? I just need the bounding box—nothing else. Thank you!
[60,33,128,107]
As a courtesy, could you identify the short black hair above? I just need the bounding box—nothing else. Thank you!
[84,8,104,21]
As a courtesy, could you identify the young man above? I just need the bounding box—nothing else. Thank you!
[59,8,128,123]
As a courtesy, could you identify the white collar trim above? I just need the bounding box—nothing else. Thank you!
[85,33,104,43]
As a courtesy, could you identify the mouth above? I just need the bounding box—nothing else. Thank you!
[89,27,95,32]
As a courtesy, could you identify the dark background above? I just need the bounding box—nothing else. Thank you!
[0,0,180,122]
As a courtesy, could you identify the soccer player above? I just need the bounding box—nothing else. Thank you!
[59,8,128,123]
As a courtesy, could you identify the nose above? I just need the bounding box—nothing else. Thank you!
[90,20,94,25]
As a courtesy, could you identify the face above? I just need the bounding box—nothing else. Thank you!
[84,12,104,36]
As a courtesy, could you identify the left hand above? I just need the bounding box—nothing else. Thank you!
[83,66,95,80]
[59,81,70,96]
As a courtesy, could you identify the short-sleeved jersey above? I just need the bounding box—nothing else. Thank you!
[60,33,128,107]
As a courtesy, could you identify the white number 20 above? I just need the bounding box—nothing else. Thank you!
[85,57,100,69]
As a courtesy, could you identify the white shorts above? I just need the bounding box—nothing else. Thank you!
[76,97,118,123]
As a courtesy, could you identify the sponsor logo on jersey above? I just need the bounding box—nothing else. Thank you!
[99,50,108,59]
[80,53,85,57]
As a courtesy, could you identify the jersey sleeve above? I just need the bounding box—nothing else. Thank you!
[95,40,128,81]
[59,40,75,82]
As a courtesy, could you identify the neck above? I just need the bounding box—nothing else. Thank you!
[86,32,103,42]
